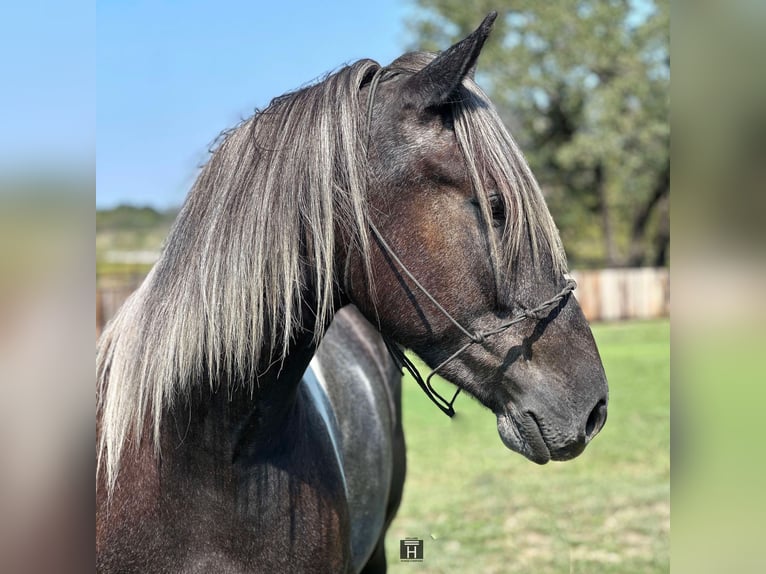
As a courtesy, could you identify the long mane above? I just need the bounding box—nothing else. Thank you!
[97,54,567,492]
[97,60,379,490]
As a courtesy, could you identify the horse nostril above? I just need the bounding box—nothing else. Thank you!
[585,398,607,441]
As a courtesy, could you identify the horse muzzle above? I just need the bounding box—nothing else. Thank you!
[495,395,607,464]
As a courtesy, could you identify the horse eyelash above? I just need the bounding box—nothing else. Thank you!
[472,193,506,226]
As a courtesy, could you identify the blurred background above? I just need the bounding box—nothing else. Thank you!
[7,0,766,572]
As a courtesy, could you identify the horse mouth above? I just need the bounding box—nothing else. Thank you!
[496,409,551,464]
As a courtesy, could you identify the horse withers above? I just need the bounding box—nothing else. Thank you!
[97,12,607,573]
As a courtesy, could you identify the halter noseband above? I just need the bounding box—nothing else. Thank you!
[352,67,577,417]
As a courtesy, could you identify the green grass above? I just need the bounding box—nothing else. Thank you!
[385,320,670,573]
[96,261,153,283]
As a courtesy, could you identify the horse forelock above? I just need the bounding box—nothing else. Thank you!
[453,77,569,279]
[386,52,568,284]
[97,59,380,493]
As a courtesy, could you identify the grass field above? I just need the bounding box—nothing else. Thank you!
[384,320,670,573]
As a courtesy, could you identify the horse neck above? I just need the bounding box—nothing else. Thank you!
[160,326,319,472]
[146,248,351,495]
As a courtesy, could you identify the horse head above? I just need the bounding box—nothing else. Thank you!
[345,13,608,464]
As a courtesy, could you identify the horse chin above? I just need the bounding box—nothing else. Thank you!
[496,410,551,465]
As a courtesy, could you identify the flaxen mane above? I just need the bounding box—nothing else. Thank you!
[97,55,566,493]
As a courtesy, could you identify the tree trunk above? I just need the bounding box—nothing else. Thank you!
[652,196,669,267]
[628,160,670,266]
[596,163,619,267]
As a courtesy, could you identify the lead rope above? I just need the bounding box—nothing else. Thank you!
[355,66,577,417]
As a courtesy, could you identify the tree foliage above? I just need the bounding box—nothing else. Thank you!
[96,205,178,233]
[409,0,669,268]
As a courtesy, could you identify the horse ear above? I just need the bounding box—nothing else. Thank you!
[404,11,497,108]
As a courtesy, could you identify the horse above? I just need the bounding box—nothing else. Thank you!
[97,12,608,573]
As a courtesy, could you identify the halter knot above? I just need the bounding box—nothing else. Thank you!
[525,307,554,321]
[471,332,487,344]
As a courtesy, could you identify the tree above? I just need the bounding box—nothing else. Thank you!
[409,0,669,268]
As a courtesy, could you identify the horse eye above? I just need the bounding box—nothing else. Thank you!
[489,194,506,224]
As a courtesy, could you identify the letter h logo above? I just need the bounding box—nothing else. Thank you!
[399,538,423,561]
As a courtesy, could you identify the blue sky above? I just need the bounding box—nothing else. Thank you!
[97,1,411,208]
[96,1,655,210]
[0,1,94,172]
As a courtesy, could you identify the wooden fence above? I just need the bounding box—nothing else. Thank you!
[569,267,669,322]
[96,267,669,337]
